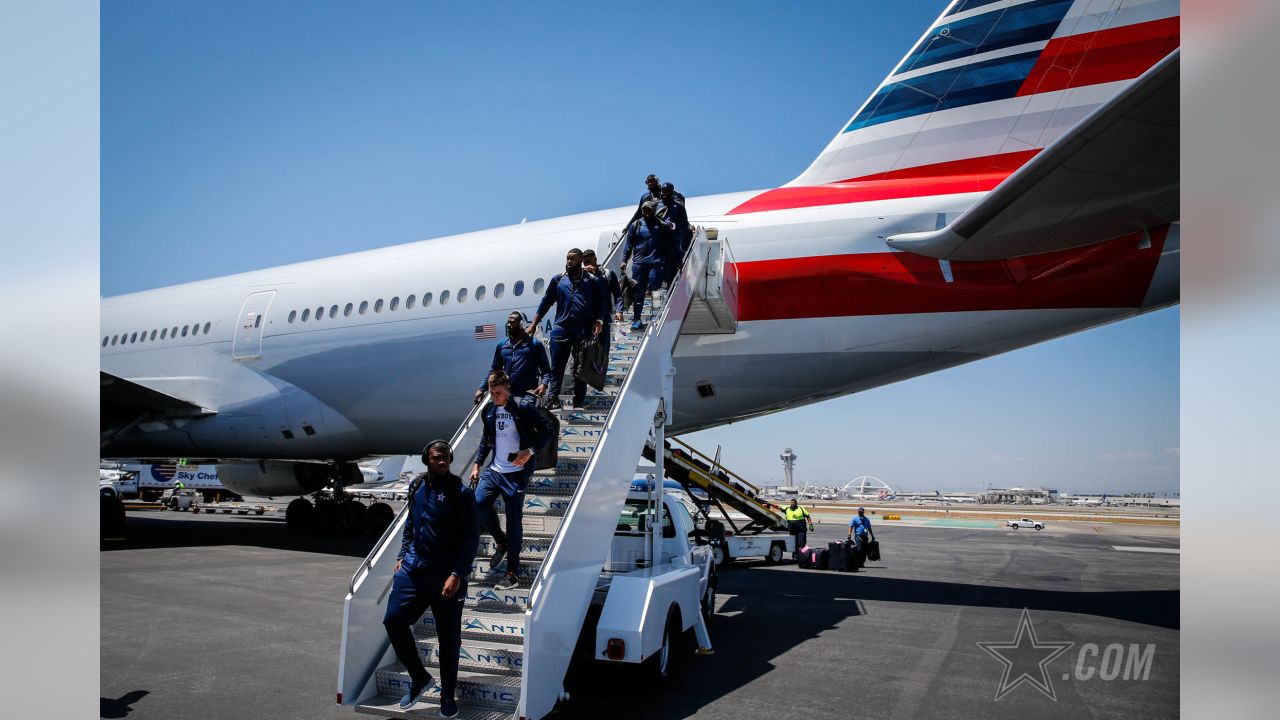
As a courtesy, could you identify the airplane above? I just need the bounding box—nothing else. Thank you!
[1073,493,1109,507]
[100,0,1180,528]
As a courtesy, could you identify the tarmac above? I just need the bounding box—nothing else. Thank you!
[101,507,1179,720]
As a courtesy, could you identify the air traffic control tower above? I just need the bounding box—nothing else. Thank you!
[780,448,798,487]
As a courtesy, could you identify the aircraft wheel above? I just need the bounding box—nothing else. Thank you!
[366,502,394,535]
[336,500,367,534]
[285,498,314,532]
[313,498,339,531]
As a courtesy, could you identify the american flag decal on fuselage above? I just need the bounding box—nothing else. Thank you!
[474,324,497,339]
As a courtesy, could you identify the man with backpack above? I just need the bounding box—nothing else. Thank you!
[657,182,692,287]
[474,310,551,408]
[383,440,478,717]
[619,201,676,331]
[528,248,607,410]
[470,371,554,592]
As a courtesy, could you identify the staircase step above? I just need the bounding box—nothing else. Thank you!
[374,666,521,713]
[469,556,543,584]
[560,409,611,427]
[494,492,572,515]
[416,636,524,676]
[416,607,527,643]
[477,534,554,558]
[523,474,581,496]
[357,694,513,720]
[464,578,533,612]
[553,437,603,458]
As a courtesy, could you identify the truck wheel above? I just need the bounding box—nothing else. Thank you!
[702,573,717,622]
[645,608,680,680]
[711,545,731,568]
[285,498,314,532]
[764,542,785,565]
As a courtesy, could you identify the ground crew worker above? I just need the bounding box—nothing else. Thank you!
[785,498,814,556]
[475,311,551,407]
[383,440,478,718]
[529,248,607,410]
[471,371,553,591]
[658,182,692,286]
[847,506,875,550]
[581,248,622,346]
[620,201,676,331]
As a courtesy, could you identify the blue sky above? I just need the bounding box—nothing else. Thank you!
[102,1,1178,494]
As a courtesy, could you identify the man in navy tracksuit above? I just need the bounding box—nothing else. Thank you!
[659,182,693,286]
[470,370,554,591]
[622,174,685,234]
[581,248,622,347]
[383,440,479,717]
[620,201,676,330]
[528,248,607,410]
[474,311,551,408]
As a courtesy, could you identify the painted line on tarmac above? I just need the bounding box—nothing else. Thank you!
[1112,545,1179,554]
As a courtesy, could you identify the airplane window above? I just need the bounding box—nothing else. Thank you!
[475,285,486,301]
[203,322,211,334]
[422,292,433,307]
[130,332,138,343]
[533,278,545,294]
[102,336,109,347]
[440,290,450,305]
[406,294,416,310]
[181,326,189,337]
[493,283,504,299]
[189,324,197,336]
[315,306,324,321]
[359,301,368,315]
[110,335,117,346]
[457,288,468,303]
[138,331,146,343]
[390,296,399,311]
[160,329,167,339]
[288,310,297,323]
[374,299,384,313]
[172,326,178,338]
[344,303,353,317]
[514,280,524,297]
[329,306,338,319]
[301,308,310,322]
[150,330,158,341]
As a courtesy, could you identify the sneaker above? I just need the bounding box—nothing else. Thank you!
[438,697,459,718]
[630,321,644,331]
[488,545,507,572]
[494,573,519,591]
[399,675,435,709]
[545,397,562,411]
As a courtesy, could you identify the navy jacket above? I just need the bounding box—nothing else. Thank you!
[477,336,551,395]
[473,400,555,470]
[397,472,479,577]
[621,216,676,266]
[627,189,686,227]
[536,271,607,337]
[659,198,692,254]
[590,267,623,316]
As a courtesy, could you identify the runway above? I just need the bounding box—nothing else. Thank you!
[101,509,1178,720]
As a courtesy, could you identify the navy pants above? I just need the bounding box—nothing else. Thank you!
[475,464,533,574]
[383,568,465,699]
[548,333,588,405]
[788,520,808,555]
[630,263,663,323]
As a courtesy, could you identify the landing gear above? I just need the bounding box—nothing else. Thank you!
[336,499,368,533]
[366,502,394,536]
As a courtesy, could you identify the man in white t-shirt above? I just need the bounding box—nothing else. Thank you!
[470,371,553,591]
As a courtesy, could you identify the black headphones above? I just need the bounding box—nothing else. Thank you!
[420,439,453,465]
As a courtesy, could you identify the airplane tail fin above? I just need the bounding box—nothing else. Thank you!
[787,0,1180,188]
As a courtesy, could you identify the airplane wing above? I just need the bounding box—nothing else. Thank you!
[886,49,1178,262]
[101,371,214,440]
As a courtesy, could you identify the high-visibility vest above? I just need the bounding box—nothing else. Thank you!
[785,506,809,521]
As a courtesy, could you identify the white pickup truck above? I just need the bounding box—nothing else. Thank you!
[1007,518,1046,530]
[576,490,717,678]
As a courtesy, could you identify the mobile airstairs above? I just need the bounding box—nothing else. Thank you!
[337,228,737,719]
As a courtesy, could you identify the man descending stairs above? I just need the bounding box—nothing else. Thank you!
[355,311,650,719]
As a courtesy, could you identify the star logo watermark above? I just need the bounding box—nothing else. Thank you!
[976,608,1074,701]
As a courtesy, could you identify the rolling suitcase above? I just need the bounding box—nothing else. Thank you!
[866,539,881,562]
[797,546,814,568]
[816,548,829,570]
[851,541,867,570]
[827,541,849,571]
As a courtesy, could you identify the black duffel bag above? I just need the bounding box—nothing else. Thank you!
[576,336,608,390]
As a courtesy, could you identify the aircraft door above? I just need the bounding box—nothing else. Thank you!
[232,290,277,360]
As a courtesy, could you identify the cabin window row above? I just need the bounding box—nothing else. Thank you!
[102,321,213,348]
[284,278,548,325]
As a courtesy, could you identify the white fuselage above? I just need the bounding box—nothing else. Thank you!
[101,186,1178,461]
